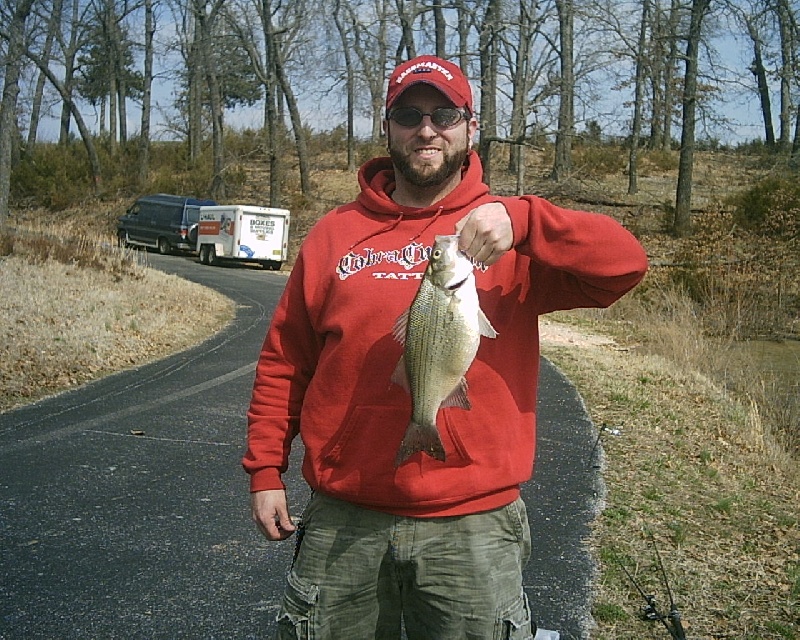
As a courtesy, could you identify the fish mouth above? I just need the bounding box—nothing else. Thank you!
[447,277,469,291]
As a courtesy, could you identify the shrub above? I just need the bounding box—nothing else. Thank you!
[573,144,627,177]
[728,176,800,239]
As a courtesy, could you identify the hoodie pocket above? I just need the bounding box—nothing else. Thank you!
[319,406,403,488]
[318,405,472,496]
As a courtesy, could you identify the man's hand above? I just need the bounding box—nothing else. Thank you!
[455,202,513,266]
[251,489,297,541]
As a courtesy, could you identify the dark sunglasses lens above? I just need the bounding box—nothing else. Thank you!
[391,108,423,126]
[431,109,463,127]
[390,107,465,128]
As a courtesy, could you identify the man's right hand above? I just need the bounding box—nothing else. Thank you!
[251,489,297,541]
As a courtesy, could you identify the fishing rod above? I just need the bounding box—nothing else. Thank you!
[614,535,687,640]
[651,533,687,640]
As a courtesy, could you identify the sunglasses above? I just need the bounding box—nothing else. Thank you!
[387,107,470,129]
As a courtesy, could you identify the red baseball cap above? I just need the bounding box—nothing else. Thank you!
[386,55,473,113]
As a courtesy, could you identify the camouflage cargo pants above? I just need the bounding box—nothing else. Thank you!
[274,492,534,640]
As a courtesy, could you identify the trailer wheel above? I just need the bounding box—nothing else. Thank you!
[205,245,218,266]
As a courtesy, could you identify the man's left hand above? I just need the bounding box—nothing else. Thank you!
[455,202,513,266]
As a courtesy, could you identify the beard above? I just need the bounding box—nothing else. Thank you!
[389,139,469,188]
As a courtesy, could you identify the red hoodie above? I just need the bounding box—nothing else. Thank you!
[244,151,648,517]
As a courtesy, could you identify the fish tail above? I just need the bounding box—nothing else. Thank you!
[395,421,446,466]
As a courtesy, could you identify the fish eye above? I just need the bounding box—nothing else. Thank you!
[432,249,442,259]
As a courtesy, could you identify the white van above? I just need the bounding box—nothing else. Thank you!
[196,205,290,270]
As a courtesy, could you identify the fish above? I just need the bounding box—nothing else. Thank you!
[391,234,498,465]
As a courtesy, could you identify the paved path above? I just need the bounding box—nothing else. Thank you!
[0,253,602,639]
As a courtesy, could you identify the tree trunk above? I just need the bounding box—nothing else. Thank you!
[26,0,63,152]
[194,0,227,200]
[745,16,775,147]
[333,0,356,171]
[674,0,710,237]
[647,0,664,149]
[508,0,533,177]
[188,13,203,165]
[273,47,311,195]
[776,0,792,151]
[432,0,446,59]
[59,0,81,146]
[395,0,416,61]
[661,0,680,151]
[138,0,154,187]
[629,0,650,195]
[0,0,36,228]
[478,0,501,186]
[455,0,469,72]
[551,0,574,182]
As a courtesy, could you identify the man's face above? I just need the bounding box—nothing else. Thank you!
[387,84,477,188]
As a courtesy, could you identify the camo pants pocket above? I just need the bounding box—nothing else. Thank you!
[275,570,319,640]
[494,589,535,640]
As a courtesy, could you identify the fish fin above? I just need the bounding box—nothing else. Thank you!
[395,421,446,466]
[390,356,410,392]
[477,308,498,338]
[441,377,471,410]
[392,309,409,345]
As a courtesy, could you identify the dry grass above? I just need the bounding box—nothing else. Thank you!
[0,229,234,412]
[543,313,800,639]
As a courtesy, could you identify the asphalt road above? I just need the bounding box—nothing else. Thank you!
[0,252,602,640]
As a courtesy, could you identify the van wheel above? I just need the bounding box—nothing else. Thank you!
[117,231,129,248]
[157,238,170,255]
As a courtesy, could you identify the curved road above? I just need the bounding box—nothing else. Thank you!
[0,252,602,639]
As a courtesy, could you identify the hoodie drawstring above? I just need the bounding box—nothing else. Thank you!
[347,213,405,251]
[409,206,445,243]
[347,205,445,252]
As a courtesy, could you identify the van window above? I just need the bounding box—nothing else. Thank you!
[186,208,200,223]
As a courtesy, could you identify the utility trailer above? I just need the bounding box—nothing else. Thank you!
[197,205,290,270]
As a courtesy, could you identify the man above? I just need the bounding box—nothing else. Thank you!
[244,55,648,639]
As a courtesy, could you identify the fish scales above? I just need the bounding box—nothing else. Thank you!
[392,234,497,465]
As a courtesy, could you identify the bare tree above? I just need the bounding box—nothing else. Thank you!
[742,6,775,147]
[507,0,535,178]
[477,0,502,185]
[551,0,574,181]
[333,0,357,171]
[394,0,417,62]
[674,0,711,237]
[0,0,36,227]
[191,0,227,200]
[775,0,793,151]
[138,0,155,186]
[347,0,392,143]
[629,0,650,195]
[57,0,86,145]
[26,0,63,152]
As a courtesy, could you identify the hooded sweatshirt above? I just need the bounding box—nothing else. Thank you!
[244,151,648,517]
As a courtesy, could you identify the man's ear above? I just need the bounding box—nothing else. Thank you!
[468,117,479,147]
